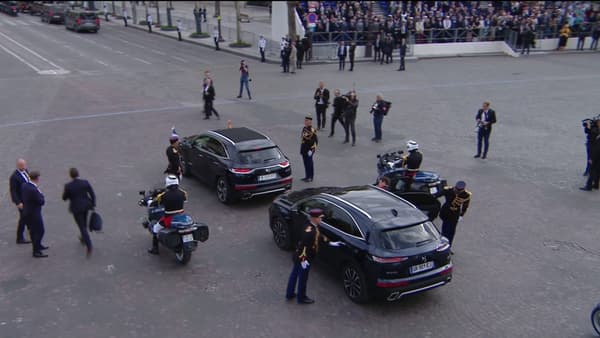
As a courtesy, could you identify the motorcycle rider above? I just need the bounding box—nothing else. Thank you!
[148,175,188,255]
[403,140,423,177]
[165,128,182,181]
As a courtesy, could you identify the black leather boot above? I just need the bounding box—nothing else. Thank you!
[148,236,159,255]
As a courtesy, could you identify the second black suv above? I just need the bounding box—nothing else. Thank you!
[180,127,293,203]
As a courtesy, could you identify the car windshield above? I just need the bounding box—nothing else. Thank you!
[378,222,439,250]
[238,147,282,165]
[81,13,97,20]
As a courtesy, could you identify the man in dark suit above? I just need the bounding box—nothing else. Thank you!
[21,171,47,258]
[203,78,219,120]
[9,158,31,244]
[474,101,497,159]
[62,168,96,257]
[313,81,330,130]
[398,39,407,71]
[337,41,347,70]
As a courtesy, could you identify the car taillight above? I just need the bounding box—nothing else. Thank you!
[279,161,290,168]
[436,242,450,252]
[230,168,252,174]
[372,256,408,263]
[76,18,81,25]
[95,18,100,25]
[49,11,53,16]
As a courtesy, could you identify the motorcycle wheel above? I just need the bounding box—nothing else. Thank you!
[592,305,600,335]
[175,248,192,265]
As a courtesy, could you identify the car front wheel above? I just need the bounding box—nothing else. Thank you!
[271,216,291,250]
[216,176,232,204]
[342,263,370,303]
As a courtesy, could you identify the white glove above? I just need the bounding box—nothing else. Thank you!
[329,241,342,247]
[459,216,464,222]
[300,260,310,269]
[152,223,164,234]
[307,150,313,157]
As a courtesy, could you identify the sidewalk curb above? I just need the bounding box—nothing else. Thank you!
[124,23,281,64]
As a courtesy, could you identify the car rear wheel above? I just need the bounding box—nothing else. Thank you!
[342,263,370,303]
[270,216,291,250]
[216,176,232,204]
[174,248,191,265]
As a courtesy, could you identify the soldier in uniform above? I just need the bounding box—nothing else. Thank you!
[300,116,318,182]
[285,209,341,304]
[164,130,182,181]
[402,140,423,191]
[148,175,188,254]
[439,181,472,249]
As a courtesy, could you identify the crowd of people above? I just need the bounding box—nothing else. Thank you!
[297,1,600,46]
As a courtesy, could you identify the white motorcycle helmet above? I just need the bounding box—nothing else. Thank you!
[407,140,419,152]
[165,175,179,188]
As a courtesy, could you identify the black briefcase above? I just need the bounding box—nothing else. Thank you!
[88,211,103,232]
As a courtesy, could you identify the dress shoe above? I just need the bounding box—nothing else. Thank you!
[236,95,242,98]
[301,178,309,182]
[298,297,315,304]
[374,139,381,143]
[285,293,297,300]
[203,117,210,120]
[481,155,487,159]
[352,142,356,147]
[40,245,49,250]
[343,140,349,144]
[305,178,313,182]
[216,115,220,120]
[580,187,592,191]
[86,248,93,258]
[474,154,481,158]
[79,236,85,245]
[328,134,334,138]
[148,247,159,255]
[248,96,252,100]
[16,239,31,244]
[33,252,48,258]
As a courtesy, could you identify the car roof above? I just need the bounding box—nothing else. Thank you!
[210,127,269,144]
[285,185,429,228]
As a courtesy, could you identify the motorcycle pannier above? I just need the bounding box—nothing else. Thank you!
[158,230,181,248]
[193,223,209,242]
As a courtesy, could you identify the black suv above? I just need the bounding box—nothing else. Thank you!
[269,185,452,303]
[180,127,293,203]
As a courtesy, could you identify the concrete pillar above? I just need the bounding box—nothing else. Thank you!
[271,1,287,42]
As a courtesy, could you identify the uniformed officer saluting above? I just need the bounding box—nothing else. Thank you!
[285,209,341,304]
[300,116,318,182]
[439,181,471,251]
[164,128,182,181]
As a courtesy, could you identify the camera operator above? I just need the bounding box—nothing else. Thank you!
[581,119,600,191]
[582,118,599,176]
[342,91,359,146]
[329,89,346,138]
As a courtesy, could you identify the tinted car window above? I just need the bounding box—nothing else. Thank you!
[378,222,439,250]
[238,147,282,165]
[204,138,227,157]
[323,204,362,238]
[193,136,210,150]
[81,13,97,20]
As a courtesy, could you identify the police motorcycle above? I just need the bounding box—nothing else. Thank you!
[376,143,446,221]
[138,178,209,265]
[592,302,600,335]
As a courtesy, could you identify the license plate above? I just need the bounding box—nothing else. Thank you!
[410,261,434,274]
[182,234,194,243]
[258,173,277,181]
[429,187,438,194]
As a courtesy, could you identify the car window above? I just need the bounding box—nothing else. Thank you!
[238,147,283,165]
[378,222,439,250]
[298,198,328,214]
[203,137,227,157]
[322,204,362,238]
[81,13,97,20]
[193,136,210,151]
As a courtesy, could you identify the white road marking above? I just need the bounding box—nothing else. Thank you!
[114,50,125,54]
[0,105,202,129]
[19,21,29,26]
[0,41,41,72]
[0,31,64,69]
[151,49,166,55]
[29,20,43,26]
[3,20,17,26]
[115,37,146,48]
[133,57,151,65]
[94,59,109,66]
[171,55,187,63]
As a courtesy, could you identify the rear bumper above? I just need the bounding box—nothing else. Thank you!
[234,177,293,199]
[374,263,453,301]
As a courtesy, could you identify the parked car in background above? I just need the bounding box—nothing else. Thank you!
[29,1,47,16]
[269,185,453,303]
[64,8,99,33]
[40,3,66,24]
[17,1,30,13]
[180,127,293,204]
[0,1,19,16]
